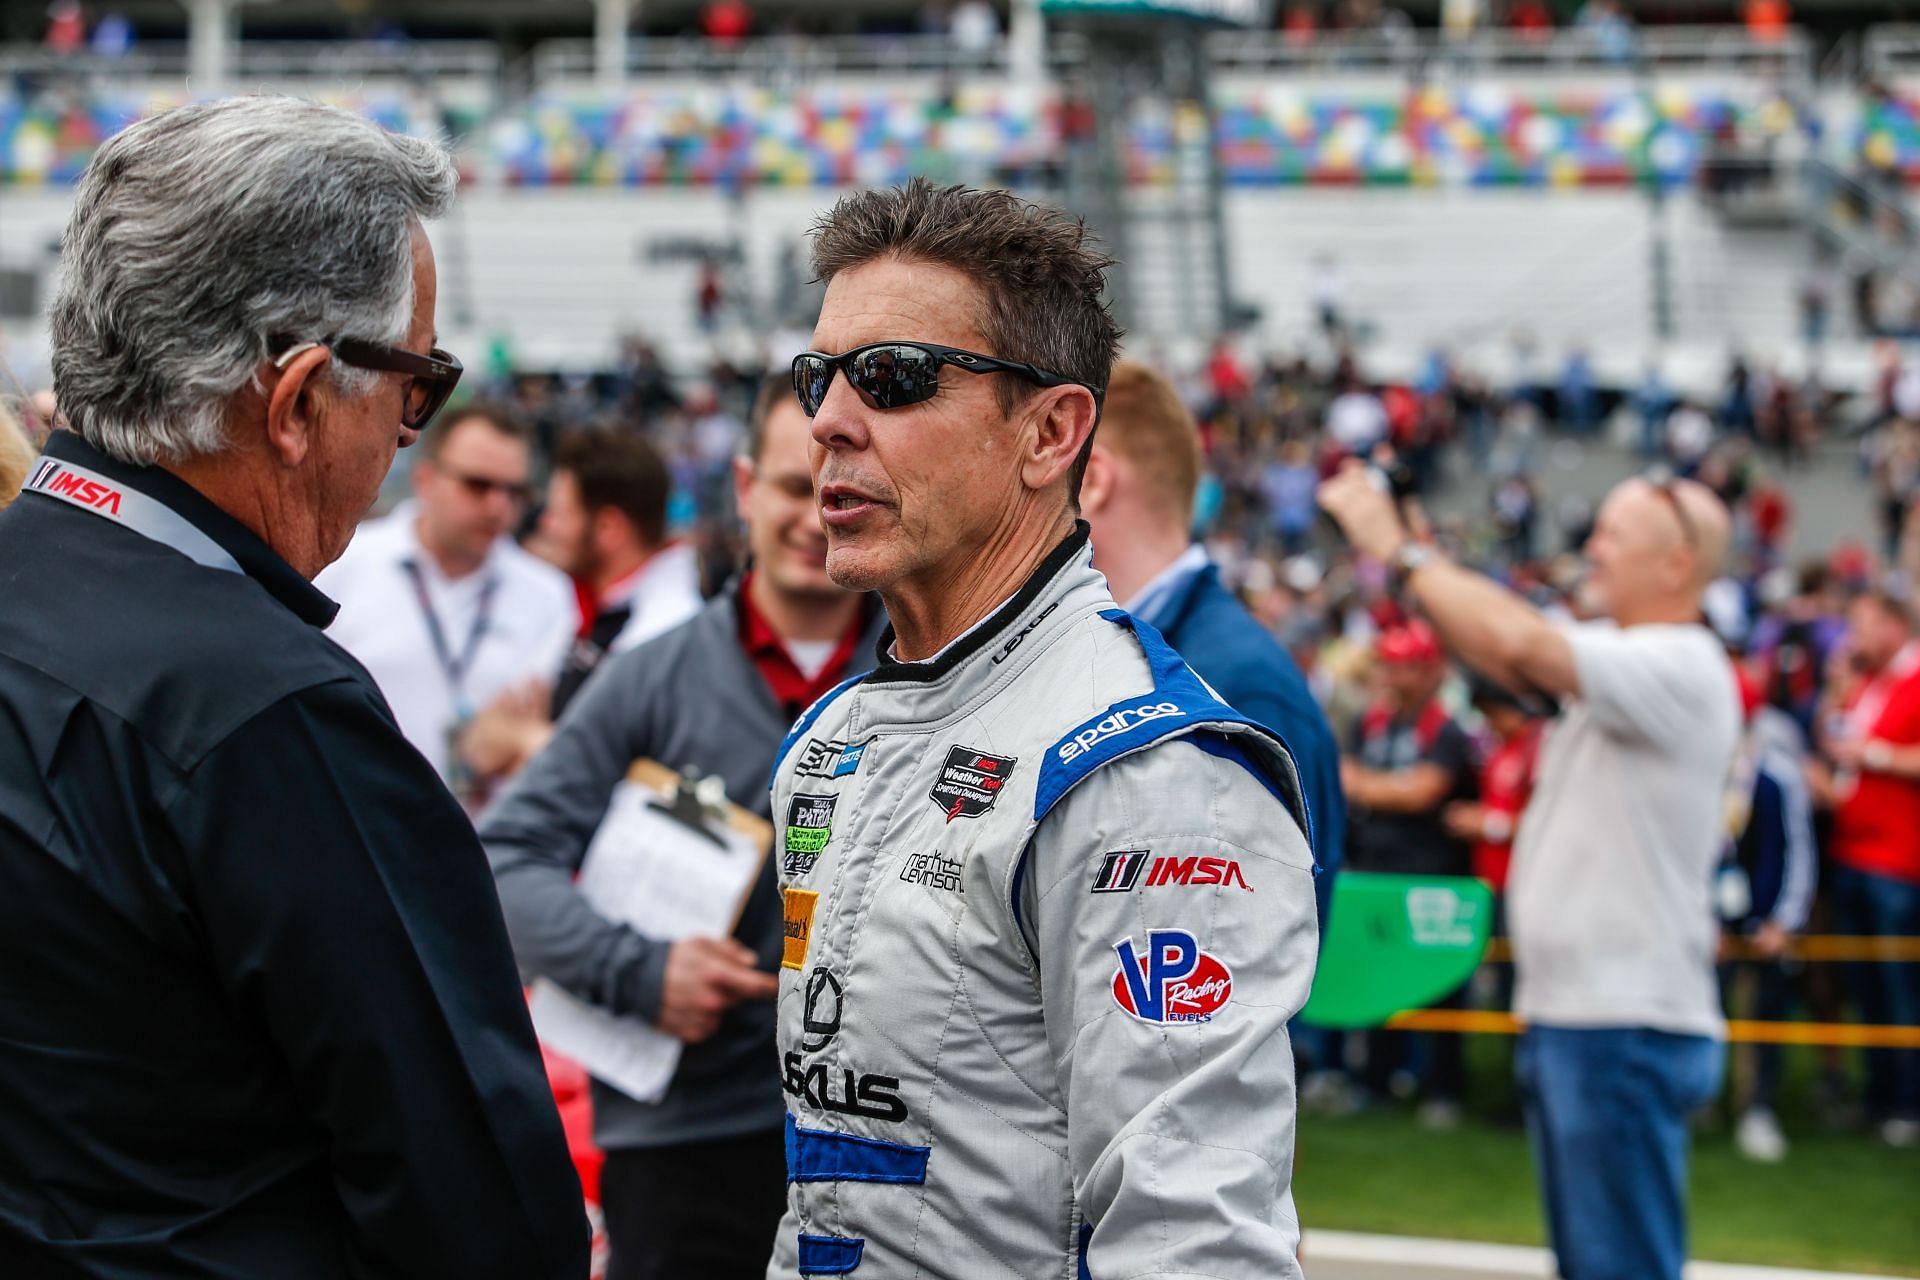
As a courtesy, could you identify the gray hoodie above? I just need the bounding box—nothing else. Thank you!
[482,587,885,1150]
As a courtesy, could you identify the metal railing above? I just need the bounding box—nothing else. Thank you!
[529,33,1090,85]
[1205,25,1811,81]
[1865,24,1920,82]
[1803,156,1919,282]
[524,25,1809,90]
[0,40,501,84]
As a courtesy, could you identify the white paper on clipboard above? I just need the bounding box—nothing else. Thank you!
[528,771,767,1104]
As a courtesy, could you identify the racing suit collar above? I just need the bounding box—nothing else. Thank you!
[867,521,1094,687]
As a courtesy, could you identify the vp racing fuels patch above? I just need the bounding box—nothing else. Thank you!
[929,746,1015,822]
[1110,928,1233,1024]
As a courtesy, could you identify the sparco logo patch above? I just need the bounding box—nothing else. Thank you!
[899,851,963,894]
[784,794,837,876]
[1110,928,1233,1024]
[781,888,818,971]
[1056,700,1184,764]
[929,746,1015,822]
[795,737,866,779]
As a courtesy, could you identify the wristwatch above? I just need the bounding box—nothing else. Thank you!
[1391,540,1441,589]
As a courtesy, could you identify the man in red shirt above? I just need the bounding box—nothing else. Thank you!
[1446,680,1544,898]
[1812,589,1920,1146]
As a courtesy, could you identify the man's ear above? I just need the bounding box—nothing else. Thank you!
[264,345,332,469]
[731,454,756,521]
[593,503,636,556]
[1078,442,1119,515]
[1020,385,1100,493]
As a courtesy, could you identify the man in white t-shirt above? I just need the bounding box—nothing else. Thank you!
[319,405,574,808]
[1321,464,1738,1280]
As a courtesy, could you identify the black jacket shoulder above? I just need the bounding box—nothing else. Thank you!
[0,496,375,773]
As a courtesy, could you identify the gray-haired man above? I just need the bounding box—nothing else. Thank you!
[0,98,587,1277]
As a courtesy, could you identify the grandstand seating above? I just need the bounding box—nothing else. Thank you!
[0,79,1853,191]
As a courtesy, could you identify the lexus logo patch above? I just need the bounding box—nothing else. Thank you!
[929,746,1016,822]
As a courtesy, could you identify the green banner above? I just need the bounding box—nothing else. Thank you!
[1300,873,1494,1029]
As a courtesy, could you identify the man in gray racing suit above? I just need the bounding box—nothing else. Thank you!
[767,179,1319,1280]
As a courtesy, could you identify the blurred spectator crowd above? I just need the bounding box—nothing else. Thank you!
[0,78,1842,190]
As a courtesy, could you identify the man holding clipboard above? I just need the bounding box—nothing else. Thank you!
[483,383,884,1280]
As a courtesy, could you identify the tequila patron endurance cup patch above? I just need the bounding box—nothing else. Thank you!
[929,746,1015,822]
[1111,929,1234,1024]
[784,794,837,876]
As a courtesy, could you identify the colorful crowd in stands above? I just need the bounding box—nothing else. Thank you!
[0,79,1877,190]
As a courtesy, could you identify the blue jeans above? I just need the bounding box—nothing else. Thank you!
[1517,1025,1724,1280]
[1830,864,1920,1120]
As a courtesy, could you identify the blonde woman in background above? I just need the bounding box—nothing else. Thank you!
[0,401,33,510]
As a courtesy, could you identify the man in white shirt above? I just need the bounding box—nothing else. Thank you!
[319,404,574,807]
[539,426,704,717]
[1320,464,1739,1280]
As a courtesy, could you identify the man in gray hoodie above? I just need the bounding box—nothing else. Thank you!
[483,382,884,1280]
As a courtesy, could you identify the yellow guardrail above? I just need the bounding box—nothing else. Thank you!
[1382,1009,1920,1049]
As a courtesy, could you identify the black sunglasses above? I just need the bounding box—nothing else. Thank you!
[791,341,1093,418]
[438,465,532,505]
[1642,465,1699,548]
[273,335,464,430]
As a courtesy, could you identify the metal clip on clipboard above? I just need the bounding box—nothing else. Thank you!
[645,769,730,850]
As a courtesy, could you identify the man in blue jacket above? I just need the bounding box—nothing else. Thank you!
[1082,360,1346,921]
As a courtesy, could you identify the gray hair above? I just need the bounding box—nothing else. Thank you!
[50,95,457,467]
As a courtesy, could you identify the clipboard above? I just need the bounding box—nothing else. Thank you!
[528,759,773,1103]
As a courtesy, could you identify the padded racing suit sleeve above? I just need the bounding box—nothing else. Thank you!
[1024,737,1318,1280]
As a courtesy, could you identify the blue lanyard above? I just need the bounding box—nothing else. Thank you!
[401,558,498,712]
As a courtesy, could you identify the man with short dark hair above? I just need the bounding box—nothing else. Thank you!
[0,96,584,1278]
[319,402,574,806]
[485,389,885,1280]
[766,180,1318,1279]
[541,426,703,716]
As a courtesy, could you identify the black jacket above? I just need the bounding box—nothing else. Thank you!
[0,431,588,1278]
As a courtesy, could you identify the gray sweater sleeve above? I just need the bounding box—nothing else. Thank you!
[479,650,672,1024]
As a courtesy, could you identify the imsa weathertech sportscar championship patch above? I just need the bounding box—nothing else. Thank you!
[929,746,1015,822]
[1111,928,1234,1024]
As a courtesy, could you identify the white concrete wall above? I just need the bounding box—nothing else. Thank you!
[0,183,1809,395]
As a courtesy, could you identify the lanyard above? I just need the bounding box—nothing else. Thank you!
[401,557,498,712]
[22,455,243,575]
